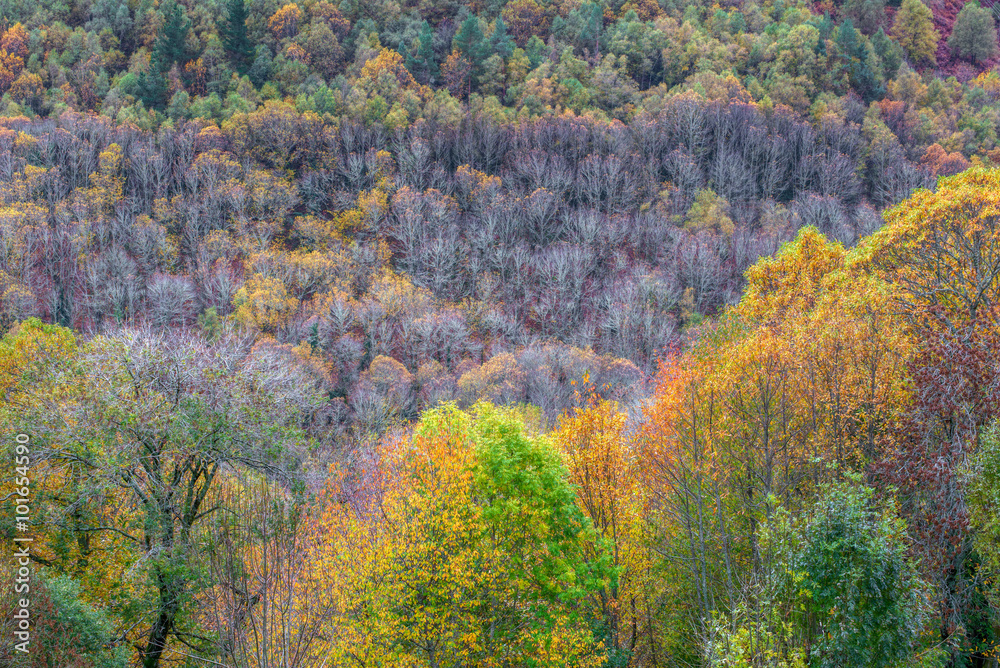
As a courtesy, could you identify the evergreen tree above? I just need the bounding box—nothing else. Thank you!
[837,18,862,58]
[453,15,488,75]
[525,34,546,69]
[138,49,168,109]
[247,44,274,88]
[405,20,438,83]
[136,1,190,110]
[577,2,602,57]
[949,1,999,63]
[812,12,835,55]
[872,27,904,77]
[815,11,836,40]
[154,1,190,69]
[838,20,885,102]
[490,16,515,60]
[222,0,253,73]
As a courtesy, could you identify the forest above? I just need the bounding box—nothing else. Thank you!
[0,0,999,665]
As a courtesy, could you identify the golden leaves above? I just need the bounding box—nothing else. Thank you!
[233,274,300,332]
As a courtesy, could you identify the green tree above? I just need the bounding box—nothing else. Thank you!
[491,16,516,59]
[872,27,904,77]
[137,50,169,109]
[713,480,926,668]
[9,329,323,668]
[948,1,999,63]
[892,0,939,65]
[222,0,254,73]
[454,14,489,75]
[405,20,438,83]
[969,422,1000,606]
[469,403,613,614]
[525,34,547,69]
[138,0,190,109]
[837,20,886,101]
[787,480,924,668]
[43,575,130,667]
[843,0,887,34]
[553,1,602,57]
[318,402,614,666]
[153,0,190,69]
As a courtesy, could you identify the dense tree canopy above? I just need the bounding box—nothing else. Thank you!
[3,0,1000,665]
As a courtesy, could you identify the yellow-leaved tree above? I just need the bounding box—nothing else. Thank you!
[301,402,615,667]
[639,226,915,662]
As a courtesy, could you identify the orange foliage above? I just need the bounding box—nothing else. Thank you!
[920,143,971,176]
[0,49,24,93]
[268,3,304,39]
[0,23,29,59]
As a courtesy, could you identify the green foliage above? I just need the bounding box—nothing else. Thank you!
[838,21,886,101]
[712,480,925,668]
[42,574,130,668]
[968,422,1000,607]
[222,0,254,72]
[892,0,939,65]
[872,27,904,78]
[454,15,488,73]
[197,306,223,341]
[469,402,615,606]
[786,480,924,668]
[949,1,1000,63]
[490,17,516,60]
[153,1,191,69]
[405,20,438,82]
[525,34,546,69]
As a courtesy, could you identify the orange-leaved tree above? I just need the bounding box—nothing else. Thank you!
[555,396,666,665]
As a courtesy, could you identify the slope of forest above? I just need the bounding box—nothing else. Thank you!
[0,0,999,666]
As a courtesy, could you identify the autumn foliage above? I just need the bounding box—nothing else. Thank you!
[5,0,1000,661]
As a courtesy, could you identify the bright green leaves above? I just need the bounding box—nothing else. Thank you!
[470,402,613,610]
[784,480,924,668]
[317,401,613,667]
[968,422,1000,606]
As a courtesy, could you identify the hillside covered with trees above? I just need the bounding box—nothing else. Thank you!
[0,0,1000,665]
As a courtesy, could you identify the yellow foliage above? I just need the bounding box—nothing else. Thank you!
[0,318,77,406]
[0,322,143,617]
[233,274,300,332]
[268,3,303,39]
[638,224,916,652]
[299,404,607,667]
[367,270,434,318]
[359,48,418,91]
[555,398,666,661]
[86,143,125,212]
[742,226,846,323]
[684,188,735,236]
[857,166,1000,328]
